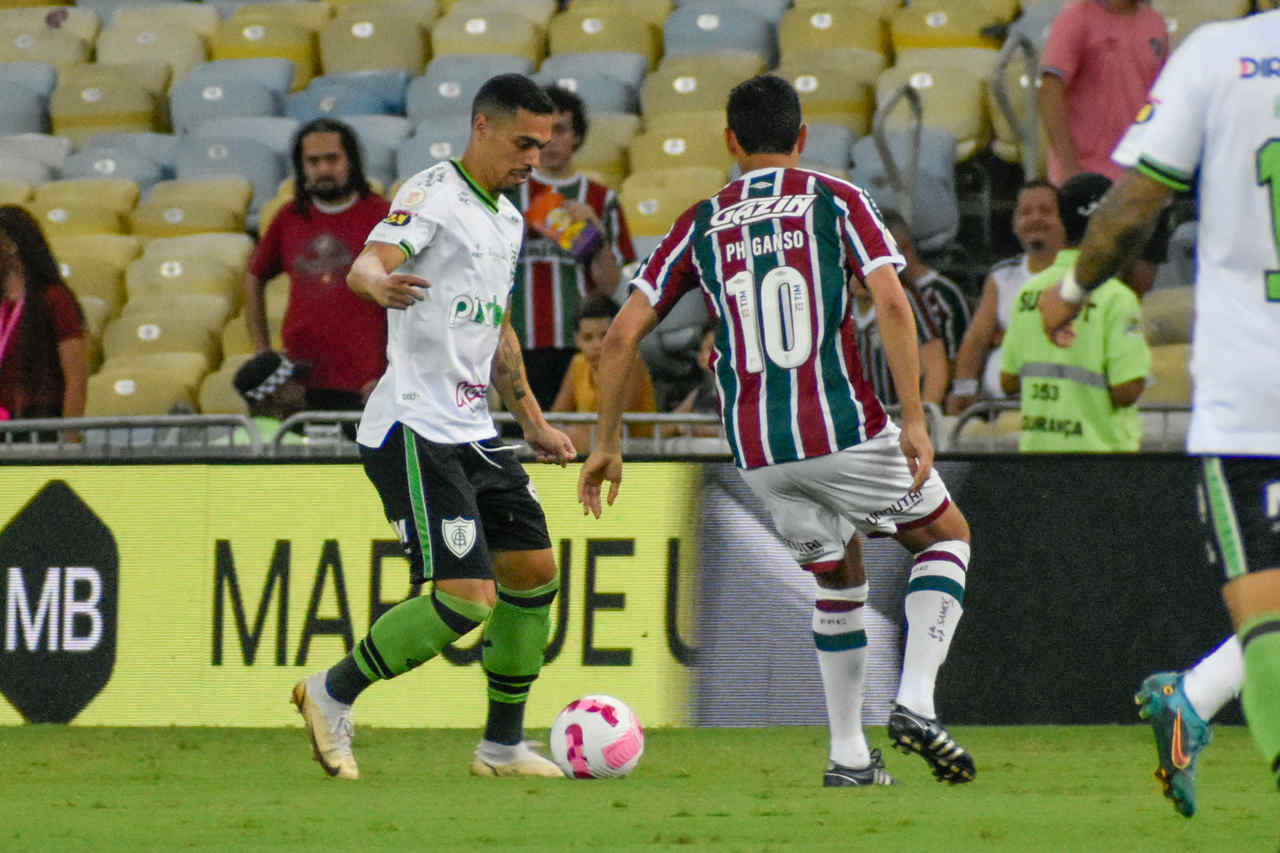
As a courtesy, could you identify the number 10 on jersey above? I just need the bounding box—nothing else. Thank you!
[724,265,815,373]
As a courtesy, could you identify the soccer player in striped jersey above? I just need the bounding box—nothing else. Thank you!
[1040,10,1280,812]
[579,75,976,787]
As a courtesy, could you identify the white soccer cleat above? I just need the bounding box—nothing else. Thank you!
[470,740,565,778]
[291,672,359,780]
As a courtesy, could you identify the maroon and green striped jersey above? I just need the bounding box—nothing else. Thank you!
[632,167,905,469]
[505,172,636,350]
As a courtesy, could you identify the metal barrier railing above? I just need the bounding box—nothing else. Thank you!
[949,400,1193,452]
[0,414,263,458]
[991,29,1041,182]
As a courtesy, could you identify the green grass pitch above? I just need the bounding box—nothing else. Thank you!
[2,725,1275,852]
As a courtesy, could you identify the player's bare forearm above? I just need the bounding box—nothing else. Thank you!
[492,318,544,433]
[1075,172,1173,290]
[863,266,925,423]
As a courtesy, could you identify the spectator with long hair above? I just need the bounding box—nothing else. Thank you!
[0,204,87,421]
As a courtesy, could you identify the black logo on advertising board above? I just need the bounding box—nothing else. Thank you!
[0,481,118,723]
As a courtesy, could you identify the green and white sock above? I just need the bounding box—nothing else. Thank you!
[482,577,559,745]
[813,583,869,768]
[351,588,490,682]
[896,540,968,719]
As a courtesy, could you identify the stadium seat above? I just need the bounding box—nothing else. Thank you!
[548,8,660,70]
[0,132,70,170]
[0,86,48,135]
[640,64,744,121]
[169,76,278,135]
[181,58,296,103]
[586,112,641,151]
[310,69,412,113]
[406,64,493,123]
[48,71,160,143]
[25,197,128,236]
[319,10,429,76]
[889,3,1007,52]
[988,45,1044,168]
[797,122,854,172]
[285,81,390,121]
[35,177,139,215]
[449,0,557,29]
[628,111,733,175]
[397,112,470,178]
[432,10,544,64]
[0,178,32,204]
[778,4,887,68]
[773,61,875,134]
[541,54,645,98]
[531,71,636,115]
[102,309,220,366]
[144,176,253,222]
[129,196,246,238]
[0,60,57,99]
[850,127,959,251]
[143,232,255,274]
[662,5,777,67]
[198,355,254,415]
[620,165,727,240]
[122,291,233,336]
[125,253,240,311]
[952,408,1021,452]
[875,56,991,162]
[1152,0,1249,49]
[1,6,102,44]
[233,2,335,33]
[85,363,199,416]
[220,311,283,360]
[1141,343,1191,406]
[0,21,91,69]
[78,133,177,177]
[59,254,127,326]
[174,135,283,215]
[1141,285,1193,346]
[571,0,672,29]
[191,116,299,160]
[1006,0,1070,50]
[210,19,318,91]
[99,349,211,393]
[111,3,221,40]
[0,155,50,184]
[340,114,411,189]
[50,232,143,271]
[567,123,629,188]
[95,24,207,88]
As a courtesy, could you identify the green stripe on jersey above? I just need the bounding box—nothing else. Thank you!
[747,201,799,464]
[1203,457,1249,579]
[811,181,863,448]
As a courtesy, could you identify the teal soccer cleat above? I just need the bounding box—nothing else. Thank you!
[1135,671,1213,818]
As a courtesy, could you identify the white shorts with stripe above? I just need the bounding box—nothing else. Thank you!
[739,422,952,569]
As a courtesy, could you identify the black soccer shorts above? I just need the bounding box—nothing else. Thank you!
[359,424,552,583]
[1199,456,1280,581]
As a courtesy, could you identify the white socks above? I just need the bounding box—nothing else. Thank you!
[813,582,870,768]
[895,540,969,719]
[1182,634,1244,721]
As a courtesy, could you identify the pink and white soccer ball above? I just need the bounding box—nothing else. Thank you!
[550,694,645,779]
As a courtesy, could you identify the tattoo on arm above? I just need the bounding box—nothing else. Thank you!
[493,324,528,403]
[1076,175,1171,290]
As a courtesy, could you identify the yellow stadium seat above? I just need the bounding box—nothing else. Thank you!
[48,70,161,143]
[1151,0,1250,49]
[146,177,253,221]
[773,61,876,134]
[142,233,255,275]
[657,51,766,82]
[125,253,240,310]
[51,233,143,271]
[778,5,887,68]
[585,112,641,151]
[0,21,89,69]
[35,178,140,215]
[548,9,660,70]
[569,0,672,29]
[102,309,220,367]
[890,3,1009,52]
[952,408,1021,451]
[432,10,543,63]
[320,11,429,75]
[85,364,199,416]
[1,6,101,43]
[1141,286,1194,346]
[211,19,318,90]
[122,291,232,336]
[99,351,211,392]
[221,311,284,359]
[620,166,728,237]
[0,179,32,205]
[640,65,743,117]
[629,111,733,175]
[112,4,221,40]
[987,46,1048,171]
[449,0,556,29]
[77,295,111,340]
[198,357,253,415]
[875,58,991,161]
[234,2,336,32]
[95,25,208,89]
[60,259,125,323]
[129,199,245,238]
[25,198,128,237]
[572,132,628,189]
[1141,343,1191,406]
[331,0,438,26]
[67,60,171,98]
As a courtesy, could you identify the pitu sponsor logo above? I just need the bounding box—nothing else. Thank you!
[449,293,505,328]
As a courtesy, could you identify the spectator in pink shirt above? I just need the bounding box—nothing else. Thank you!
[1038,0,1168,186]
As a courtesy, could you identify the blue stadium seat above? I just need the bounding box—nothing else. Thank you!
[674,0,789,23]
[0,154,52,184]
[422,52,535,80]
[397,114,471,180]
[0,61,57,100]
[0,85,48,135]
[81,132,178,175]
[662,5,777,66]
[531,71,637,114]
[850,126,959,252]
[60,146,166,190]
[191,116,300,159]
[169,76,280,135]
[285,81,391,121]
[340,113,412,189]
[800,122,855,172]
[310,69,411,114]
[180,58,295,102]
[406,65,492,125]
[538,52,648,92]
[175,135,284,215]
[0,132,71,172]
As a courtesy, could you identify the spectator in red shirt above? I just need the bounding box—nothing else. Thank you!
[1039,0,1167,186]
[0,205,86,421]
[243,118,390,411]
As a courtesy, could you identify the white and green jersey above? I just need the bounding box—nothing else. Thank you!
[357,160,525,448]
[1112,11,1280,455]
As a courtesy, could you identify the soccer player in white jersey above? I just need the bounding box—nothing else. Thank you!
[290,74,577,780]
[580,75,977,787]
[1040,11,1280,814]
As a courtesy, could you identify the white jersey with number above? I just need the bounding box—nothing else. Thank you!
[357,160,525,448]
[1112,12,1280,455]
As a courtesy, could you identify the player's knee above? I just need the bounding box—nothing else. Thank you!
[437,577,497,609]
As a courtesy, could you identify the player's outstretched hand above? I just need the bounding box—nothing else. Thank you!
[899,418,934,493]
[578,449,622,518]
[1038,283,1082,346]
[370,273,430,309]
[525,423,576,467]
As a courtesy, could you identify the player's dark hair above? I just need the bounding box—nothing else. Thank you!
[574,292,620,329]
[291,118,372,218]
[543,85,589,147]
[472,73,555,123]
[727,75,802,155]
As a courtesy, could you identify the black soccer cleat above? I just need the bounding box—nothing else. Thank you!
[823,748,897,787]
[888,703,976,784]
